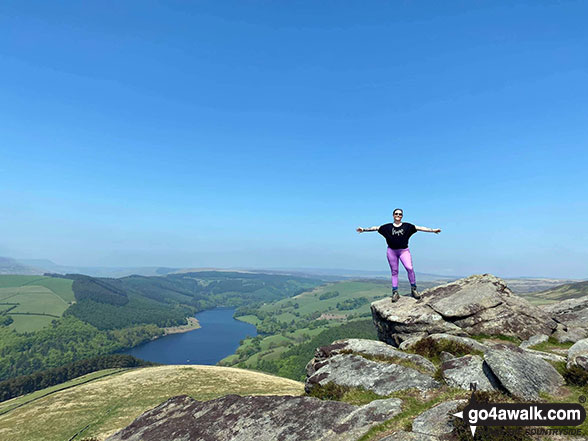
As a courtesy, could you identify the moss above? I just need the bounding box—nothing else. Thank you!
[341,387,386,405]
[433,366,445,383]
[471,334,521,344]
[339,349,432,374]
[550,360,568,376]
[408,337,483,365]
[306,382,384,404]
[357,387,469,441]
[528,336,574,352]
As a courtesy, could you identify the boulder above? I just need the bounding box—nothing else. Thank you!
[440,355,502,392]
[567,338,588,370]
[398,333,489,354]
[541,297,588,343]
[552,326,588,344]
[520,334,549,349]
[106,394,403,441]
[305,354,441,396]
[372,275,557,345]
[484,344,565,400]
[439,351,455,363]
[308,339,436,375]
[412,400,467,437]
[522,348,566,364]
[371,297,465,347]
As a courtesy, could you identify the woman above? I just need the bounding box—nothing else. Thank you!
[356,208,441,302]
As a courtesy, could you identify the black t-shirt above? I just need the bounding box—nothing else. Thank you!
[378,223,417,249]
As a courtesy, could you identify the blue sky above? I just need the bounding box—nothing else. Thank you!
[1,1,587,278]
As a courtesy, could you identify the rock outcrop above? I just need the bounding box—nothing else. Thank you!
[440,355,502,392]
[398,333,489,353]
[541,297,588,343]
[412,400,467,437]
[567,338,588,370]
[305,353,441,396]
[372,274,558,346]
[106,394,403,441]
[520,333,549,349]
[483,344,565,400]
[308,339,437,375]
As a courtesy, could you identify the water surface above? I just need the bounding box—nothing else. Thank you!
[123,308,257,365]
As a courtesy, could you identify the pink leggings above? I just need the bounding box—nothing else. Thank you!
[386,247,416,288]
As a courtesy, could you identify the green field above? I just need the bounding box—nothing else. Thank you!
[0,275,74,332]
[0,365,304,441]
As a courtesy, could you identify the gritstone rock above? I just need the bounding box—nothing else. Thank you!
[412,400,467,437]
[307,338,436,375]
[372,274,557,345]
[567,338,588,370]
[440,355,502,392]
[541,297,588,343]
[398,333,489,354]
[106,394,403,441]
[305,353,441,396]
[520,334,549,349]
[484,344,565,400]
[522,348,566,364]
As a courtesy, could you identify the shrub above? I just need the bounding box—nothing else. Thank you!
[410,337,481,363]
[563,365,588,387]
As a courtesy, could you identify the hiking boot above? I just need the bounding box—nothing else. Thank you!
[391,290,400,302]
[411,286,421,299]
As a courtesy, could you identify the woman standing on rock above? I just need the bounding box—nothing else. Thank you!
[356,208,441,302]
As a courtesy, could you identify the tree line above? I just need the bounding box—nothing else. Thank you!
[0,354,156,402]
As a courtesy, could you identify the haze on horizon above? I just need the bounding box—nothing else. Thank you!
[1,1,587,279]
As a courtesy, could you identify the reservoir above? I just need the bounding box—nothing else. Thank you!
[123,308,257,365]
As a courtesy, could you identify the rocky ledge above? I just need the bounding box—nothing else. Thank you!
[371,274,565,346]
[106,394,403,441]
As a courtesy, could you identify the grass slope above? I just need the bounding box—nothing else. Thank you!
[0,365,304,441]
[520,280,588,305]
[0,275,74,332]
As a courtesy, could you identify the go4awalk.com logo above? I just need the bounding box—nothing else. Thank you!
[452,387,586,438]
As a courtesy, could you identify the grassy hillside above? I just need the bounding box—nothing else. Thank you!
[520,280,588,305]
[0,275,74,332]
[0,365,304,441]
[221,279,437,371]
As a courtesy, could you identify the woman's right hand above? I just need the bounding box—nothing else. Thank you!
[356,227,364,233]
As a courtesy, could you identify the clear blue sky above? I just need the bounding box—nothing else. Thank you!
[1,1,587,278]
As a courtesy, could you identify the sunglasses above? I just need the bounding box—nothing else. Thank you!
[394,213,403,216]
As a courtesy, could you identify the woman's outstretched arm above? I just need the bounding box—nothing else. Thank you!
[415,225,442,234]
[356,226,380,233]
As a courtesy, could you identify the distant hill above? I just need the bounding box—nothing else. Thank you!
[511,279,588,305]
[502,277,580,294]
[16,259,179,278]
[0,365,304,441]
[0,257,42,275]
[534,280,588,301]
